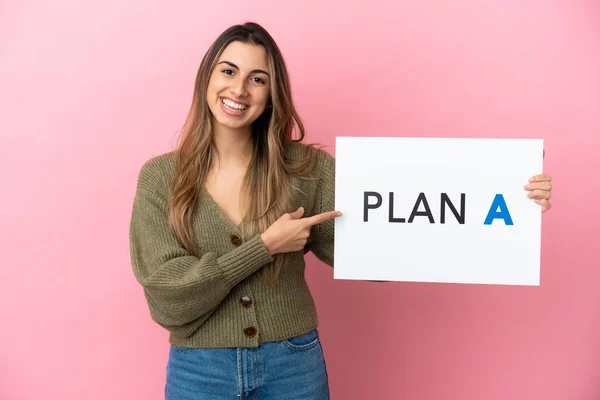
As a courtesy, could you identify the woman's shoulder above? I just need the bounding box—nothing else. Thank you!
[284,140,335,168]
[135,151,177,192]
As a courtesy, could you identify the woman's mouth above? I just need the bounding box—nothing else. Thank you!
[220,97,248,115]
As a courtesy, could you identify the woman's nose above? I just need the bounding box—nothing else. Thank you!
[230,78,248,97]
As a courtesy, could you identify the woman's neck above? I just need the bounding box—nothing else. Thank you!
[212,125,253,169]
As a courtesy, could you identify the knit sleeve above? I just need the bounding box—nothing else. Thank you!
[307,149,336,267]
[129,163,274,338]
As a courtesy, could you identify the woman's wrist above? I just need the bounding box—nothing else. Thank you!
[261,232,276,256]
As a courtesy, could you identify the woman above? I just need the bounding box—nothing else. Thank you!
[129,22,553,399]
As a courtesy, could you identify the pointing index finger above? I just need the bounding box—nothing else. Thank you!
[304,211,342,227]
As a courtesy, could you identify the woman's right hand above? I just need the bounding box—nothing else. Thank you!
[260,207,342,256]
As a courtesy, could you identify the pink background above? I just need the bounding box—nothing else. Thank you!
[1,1,599,399]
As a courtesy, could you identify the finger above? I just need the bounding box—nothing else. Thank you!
[524,182,552,191]
[535,198,552,212]
[527,189,551,200]
[294,237,309,249]
[529,174,552,183]
[289,207,305,219]
[304,211,342,226]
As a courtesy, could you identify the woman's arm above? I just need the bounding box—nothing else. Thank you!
[306,149,336,267]
[129,175,273,338]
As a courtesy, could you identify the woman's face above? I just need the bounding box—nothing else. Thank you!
[206,41,271,133]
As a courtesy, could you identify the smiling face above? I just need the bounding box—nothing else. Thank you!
[206,41,271,134]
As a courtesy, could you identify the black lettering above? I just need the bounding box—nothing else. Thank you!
[364,191,383,222]
[408,192,434,223]
[388,192,406,223]
[440,193,466,224]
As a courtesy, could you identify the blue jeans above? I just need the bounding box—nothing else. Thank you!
[165,329,330,399]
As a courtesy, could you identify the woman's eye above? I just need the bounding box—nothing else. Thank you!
[252,77,265,84]
[222,69,234,75]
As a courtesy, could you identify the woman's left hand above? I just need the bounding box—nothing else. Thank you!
[524,174,553,212]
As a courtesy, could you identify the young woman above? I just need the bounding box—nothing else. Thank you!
[129,22,553,400]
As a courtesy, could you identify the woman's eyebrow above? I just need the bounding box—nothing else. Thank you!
[218,61,270,77]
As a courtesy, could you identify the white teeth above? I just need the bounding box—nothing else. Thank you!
[222,98,247,111]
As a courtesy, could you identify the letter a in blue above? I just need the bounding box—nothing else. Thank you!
[484,194,514,225]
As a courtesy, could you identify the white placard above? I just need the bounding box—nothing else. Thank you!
[333,137,544,286]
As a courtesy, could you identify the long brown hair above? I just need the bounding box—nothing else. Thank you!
[169,22,316,284]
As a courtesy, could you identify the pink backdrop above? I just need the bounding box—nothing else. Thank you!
[2,1,599,399]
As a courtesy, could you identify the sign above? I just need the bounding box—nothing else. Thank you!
[333,137,544,286]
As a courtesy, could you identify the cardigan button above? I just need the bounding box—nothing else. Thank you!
[240,296,252,308]
[243,326,257,338]
[230,234,242,246]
